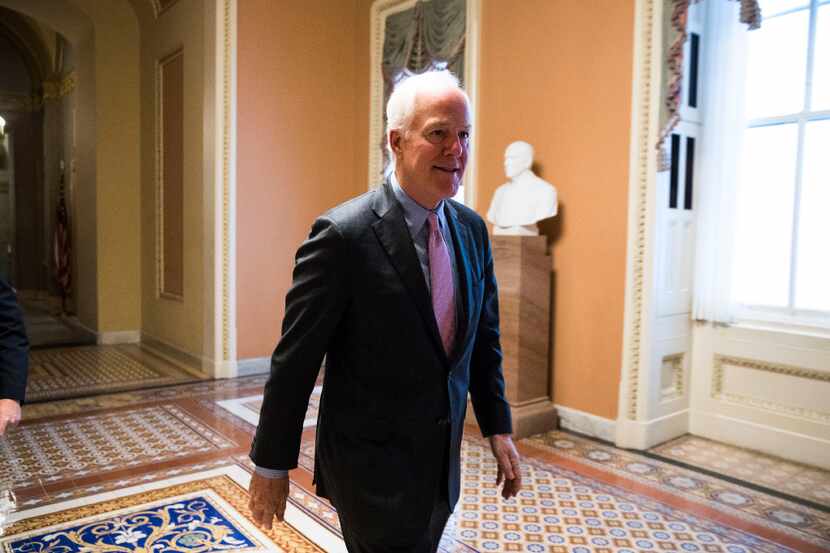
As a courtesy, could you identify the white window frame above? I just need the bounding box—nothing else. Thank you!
[733,0,830,330]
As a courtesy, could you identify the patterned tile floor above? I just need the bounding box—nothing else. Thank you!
[1,351,828,552]
[25,344,204,402]
[649,435,830,509]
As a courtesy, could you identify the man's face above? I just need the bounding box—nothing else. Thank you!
[391,88,471,208]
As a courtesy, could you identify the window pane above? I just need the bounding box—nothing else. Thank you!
[745,10,809,119]
[794,120,830,312]
[812,4,830,111]
[758,0,809,18]
[733,124,798,307]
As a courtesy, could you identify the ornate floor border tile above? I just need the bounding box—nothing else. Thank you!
[526,431,830,549]
[649,434,830,509]
[3,466,346,553]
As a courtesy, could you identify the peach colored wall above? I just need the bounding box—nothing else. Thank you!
[239,0,634,421]
[237,0,361,359]
[475,0,634,420]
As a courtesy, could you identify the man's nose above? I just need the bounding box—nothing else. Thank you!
[445,135,464,156]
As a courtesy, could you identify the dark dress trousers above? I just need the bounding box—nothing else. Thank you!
[250,182,512,545]
[0,277,29,403]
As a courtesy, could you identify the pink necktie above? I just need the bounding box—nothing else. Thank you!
[428,212,456,355]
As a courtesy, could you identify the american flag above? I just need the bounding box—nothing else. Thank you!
[53,172,71,307]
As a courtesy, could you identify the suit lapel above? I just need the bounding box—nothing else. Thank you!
[372,183,448,364]
[443,201,474,367]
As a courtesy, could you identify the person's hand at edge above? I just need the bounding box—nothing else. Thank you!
[489,433,522,499]
[0,399,21,437]
[248,471,289,529]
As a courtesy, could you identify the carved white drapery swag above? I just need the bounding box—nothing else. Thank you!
[657,0,761,170]
[380,0,466,176]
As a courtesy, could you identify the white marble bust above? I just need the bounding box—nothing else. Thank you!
[487,141,558,236]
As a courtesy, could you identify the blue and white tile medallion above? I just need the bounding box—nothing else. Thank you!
[6,491,259,553]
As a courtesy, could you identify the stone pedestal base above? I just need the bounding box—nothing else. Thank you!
[511,399,559,439]
[492,235,557,439]
[465,398,559,440]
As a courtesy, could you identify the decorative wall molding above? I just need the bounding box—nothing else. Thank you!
[620,0,662,423]
[555,404,617,443]
[711,354,830,423]
[207,0,238,375]
[221,0,234,365]
[367,0,481,207]
[42,71,77,100]
[156,48,185,301]
[660,353,684,401]
[150,0,181,19]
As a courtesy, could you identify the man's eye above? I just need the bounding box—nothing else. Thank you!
[459,130,470,142]
[429,129,447,140]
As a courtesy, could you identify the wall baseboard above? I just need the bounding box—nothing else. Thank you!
[237,356,270,377]
[98,330,141,345]
[615,409,689,449]
[691,410,830,470]
[555,404,617,443]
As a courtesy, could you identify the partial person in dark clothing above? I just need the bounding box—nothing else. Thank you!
[0,277,28,436]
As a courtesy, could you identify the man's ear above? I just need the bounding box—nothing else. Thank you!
[389,130,402,154]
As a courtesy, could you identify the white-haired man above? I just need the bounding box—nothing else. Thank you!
[248,70,521,552]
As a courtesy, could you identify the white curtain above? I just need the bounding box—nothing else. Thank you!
[692,0,749,323]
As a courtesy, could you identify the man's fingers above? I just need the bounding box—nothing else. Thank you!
[496,465,503,485]
[0,419,7,436]
[501,474,521,499]
[261,507,276,528]
[251,503,275,529]
[251,507,265,526]
[499,455,523,499]
[498,450,515,481]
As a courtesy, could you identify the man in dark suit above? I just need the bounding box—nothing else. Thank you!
[248,70,521,552]
[0,277,28,436]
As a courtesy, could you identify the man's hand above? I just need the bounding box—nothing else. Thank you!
[248,472,289,529]
[0,399,21,436]
[489,433,522,499]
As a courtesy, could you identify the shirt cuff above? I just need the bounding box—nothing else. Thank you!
[254,466,289,479]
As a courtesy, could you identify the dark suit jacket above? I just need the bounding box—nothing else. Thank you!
[250,182,511,543]
[0,277,29,403]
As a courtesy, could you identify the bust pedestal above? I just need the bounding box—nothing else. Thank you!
[492,235,558,438]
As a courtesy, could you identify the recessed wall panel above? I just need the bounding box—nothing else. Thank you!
[158,49,184,299]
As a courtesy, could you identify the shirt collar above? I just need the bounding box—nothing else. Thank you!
[390,172,447,237]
